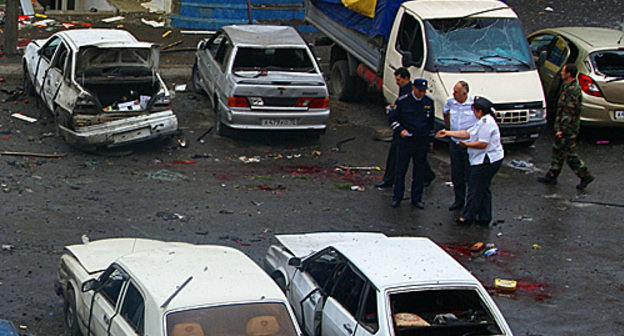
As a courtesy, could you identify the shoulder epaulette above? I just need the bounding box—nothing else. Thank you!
[397,93,409,101]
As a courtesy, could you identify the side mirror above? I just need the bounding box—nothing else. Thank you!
[288,257,302,268]
[401,51,413,68]
[81,279,98,292]
[537,50,547,67]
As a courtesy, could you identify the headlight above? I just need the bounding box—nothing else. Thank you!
[529,108,546,121]
[74,95,98,114]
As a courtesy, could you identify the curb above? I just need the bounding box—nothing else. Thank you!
[1,63,192,81]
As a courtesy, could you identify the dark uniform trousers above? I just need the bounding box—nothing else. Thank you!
[382,134,435,184]
[462,158,502,222]
[449,141,470,204]
[393,136,428,203]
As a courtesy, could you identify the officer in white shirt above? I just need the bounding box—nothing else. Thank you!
[443,81,476,211]
[436,97,504,226]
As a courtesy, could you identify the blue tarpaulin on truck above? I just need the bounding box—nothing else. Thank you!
[312,0,409,39]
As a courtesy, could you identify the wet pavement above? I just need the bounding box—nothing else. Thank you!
[1,1,624,335]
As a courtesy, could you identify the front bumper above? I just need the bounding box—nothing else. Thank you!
[61,111,178,149]
[221,103,330,130]
[498,119,546,144]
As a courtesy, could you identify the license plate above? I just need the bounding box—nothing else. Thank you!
[615,111,624,120]
[113,127,151,143]
[500,136,517,144]
[261,119,297,126]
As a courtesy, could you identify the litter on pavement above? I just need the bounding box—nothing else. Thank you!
[145,169,188,182]
[494,279,517,292]
[10,113,37,123]
[506,159,535,171]
[141,18,165,28]
[102,16,125,23]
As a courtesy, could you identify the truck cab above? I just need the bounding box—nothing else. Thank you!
[383,1,546,143]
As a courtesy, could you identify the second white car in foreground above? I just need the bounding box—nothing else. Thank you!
[265,232,513,336]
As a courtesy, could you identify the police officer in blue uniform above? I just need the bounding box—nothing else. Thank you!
[389,78,435,208]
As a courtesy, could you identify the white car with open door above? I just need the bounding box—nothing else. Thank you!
[265,232,513,336]
[23,29,178,150]
[56,238,301,336]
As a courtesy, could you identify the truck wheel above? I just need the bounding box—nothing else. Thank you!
[23,69,35,96]
[191,62,204,94]
[64,288,82,336]
[331,60,361,102]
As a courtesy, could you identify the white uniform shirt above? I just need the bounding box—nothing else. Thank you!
[466,114,504,165]
[443,95,477,143]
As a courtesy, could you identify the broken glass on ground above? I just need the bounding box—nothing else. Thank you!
[145,169,188,182]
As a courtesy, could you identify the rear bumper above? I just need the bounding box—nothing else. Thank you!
[61,111,178,148]
[222,104,330,130]
[580,98,624,127]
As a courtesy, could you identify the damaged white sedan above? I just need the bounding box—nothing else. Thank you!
[56,238,301,336]
[23,29,177,149]
[265,232,513,336]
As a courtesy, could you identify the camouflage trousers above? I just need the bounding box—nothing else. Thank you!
[547,136,589,178]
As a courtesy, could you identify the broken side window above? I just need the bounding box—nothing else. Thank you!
[99,268,126,307]
[41,36,61,61]
[395,14,424,66]
[389,289,503,336]
[330,265,365,317]
[591,50,624,77]
[304,249,346,293]
[358,284,379,333]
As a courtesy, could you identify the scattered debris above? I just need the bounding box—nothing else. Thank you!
[219,209,234,214]
[196,127,213,142]
[81,234,89,244]
[145,169,188,182]
[0,151,65,158]
[102,16,124,23]
[177,138,187,148]
[494,279,517,292]
[195,231,208,236]
[311,150,322,157]
[1,244,14,251]
[470,242,484,252]
[374,128,393,141]
[569,198,624,208]
[336,116,349,124]
[162,40,183,50]
[506,159,534,171]
[11,113,37,123]
[251,200,263,206]
[483,248,499,256]
[162,30,172,38]
[174,84,187,92]
[141,18,165,28]
[239,155,261,164]
[532,244,541,250]
[444,181,454,187]
[169,160,196,165]
[514,215,534,222]
[544,6,554,12]
[350,185,365,191]
[192,153,212,159]
[156,211,187,221]
[336,164,381,171]
[334,137,356,152]
[181,30,216,34]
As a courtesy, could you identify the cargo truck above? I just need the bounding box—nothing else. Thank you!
[307,0,547,143]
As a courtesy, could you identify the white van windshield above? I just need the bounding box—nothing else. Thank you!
[425,18,534,72]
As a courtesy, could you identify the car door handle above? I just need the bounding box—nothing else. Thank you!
[103,314,110,324]
[343,324,353,334]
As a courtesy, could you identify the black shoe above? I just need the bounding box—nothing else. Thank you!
[391,200,401,208]
[456,218,472,226]
[576,175,595,190]
[537,175,557,185]
[376,181,393,188]
[412,201,425,209]
[448,201,464,211]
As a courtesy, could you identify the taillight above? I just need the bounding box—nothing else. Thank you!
[578,73,603,97]
[227,96,249,107]
[297,97,329,109]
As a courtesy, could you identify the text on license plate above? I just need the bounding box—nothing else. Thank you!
[261,119,297,126]
[615,111,624,120]
[113,127,151,143]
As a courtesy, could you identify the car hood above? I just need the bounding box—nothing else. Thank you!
[231,71,326,86]
[275,232,387,257]
[64,238,182,274]
[435,71,545,104]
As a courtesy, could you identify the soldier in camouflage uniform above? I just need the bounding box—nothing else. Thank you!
[538,63,594,190]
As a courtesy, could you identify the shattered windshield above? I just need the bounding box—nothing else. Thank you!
[425,17,534,72]
[233,47,316,73]
[590,50,624,77]
[166,302,298,336]
[389,288,503,336]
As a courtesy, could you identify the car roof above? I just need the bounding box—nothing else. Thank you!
[276,233,478,289]
[536,27,624,51]
[67,239,286,310]
[221,25,307,47]
[56,29,153,49]
[403,0,517,20]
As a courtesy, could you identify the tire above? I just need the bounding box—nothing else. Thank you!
[64,287,82,336]
[330,60,363,102]
[191,62,204,94]
[23,69,35,96]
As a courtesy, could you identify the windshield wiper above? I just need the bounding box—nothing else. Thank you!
[480,55,531,68]
[436,57,495,71]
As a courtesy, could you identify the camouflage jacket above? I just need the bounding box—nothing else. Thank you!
[554,79,582,137]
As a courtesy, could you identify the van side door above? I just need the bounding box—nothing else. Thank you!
[383,8,426,102]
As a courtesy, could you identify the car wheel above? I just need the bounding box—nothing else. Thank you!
[330,60,363,102]
[191,62,204,94]
[64,287,82,336]
[271,273,286,292]
[23,69,35,96]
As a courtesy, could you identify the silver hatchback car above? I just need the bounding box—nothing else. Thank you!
[191,25,330,136]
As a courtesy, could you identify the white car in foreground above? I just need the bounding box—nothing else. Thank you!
[23,29,177,150]
[56,238,301,336]
[265,232,513,336]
